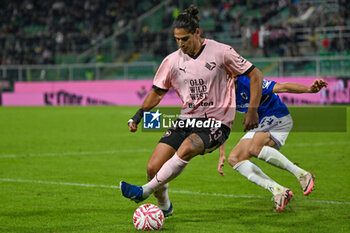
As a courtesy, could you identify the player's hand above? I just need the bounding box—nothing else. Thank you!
[128,120,138,132]
[217,151,226,176]
[309,79,328,93]
[243,108,259,132]
[217,156,225,176]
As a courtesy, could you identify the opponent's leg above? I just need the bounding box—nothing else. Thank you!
[249,132,314,195]
[228,139,286,195]
[228,138,293,211]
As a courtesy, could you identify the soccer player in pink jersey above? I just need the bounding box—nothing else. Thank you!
[120,5,264,217]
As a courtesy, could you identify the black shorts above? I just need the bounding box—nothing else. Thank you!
[158,118,231,154]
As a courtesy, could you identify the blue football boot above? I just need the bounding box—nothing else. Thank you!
[120,181,145,203]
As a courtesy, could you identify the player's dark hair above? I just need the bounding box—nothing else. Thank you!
[173,5,200,34]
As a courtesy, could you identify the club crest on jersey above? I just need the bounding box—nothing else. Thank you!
[205,62,216,71]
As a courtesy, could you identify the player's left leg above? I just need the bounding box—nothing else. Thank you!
[120,128,182,205]
[147,142,176,216]
[121,132,204,202]
[141,133,204,198]
[121,120,229,204]
[142,121,230,199]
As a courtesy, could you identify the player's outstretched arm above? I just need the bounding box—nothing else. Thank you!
[273,78,328,94]
[128,89,167,132]
[244,67,263,131]
[218,143,226,176]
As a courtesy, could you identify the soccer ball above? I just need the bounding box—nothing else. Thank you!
[133,204,164,231]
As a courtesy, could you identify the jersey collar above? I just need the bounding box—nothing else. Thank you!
[188,39,206,59]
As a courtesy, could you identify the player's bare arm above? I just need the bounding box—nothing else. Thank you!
[128,89,167,132]
[244,67,263,131]
[273,79,328,94]
[218,143,226,176]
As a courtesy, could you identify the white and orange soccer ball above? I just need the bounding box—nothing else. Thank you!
[133,204,164,231]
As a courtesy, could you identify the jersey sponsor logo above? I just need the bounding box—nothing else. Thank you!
[188,101,214,108]
[205,62,216,71]
[143,110,161,129]
[189,78,209,100]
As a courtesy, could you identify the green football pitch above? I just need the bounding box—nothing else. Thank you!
[0,106,349,233]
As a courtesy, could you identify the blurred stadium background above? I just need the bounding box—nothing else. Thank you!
[1,1,349,232]
[0,0,349,84]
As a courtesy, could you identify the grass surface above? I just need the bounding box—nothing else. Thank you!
[0,106,349,233]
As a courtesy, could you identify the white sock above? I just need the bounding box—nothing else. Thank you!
[234,160,284,195]
[142,184,153,198]
[154,183,170,210]
[146,175,170,211]
[258,146,307,179]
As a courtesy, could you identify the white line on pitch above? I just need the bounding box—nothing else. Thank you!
[286,141,350,147]
[0,149,153,159]
[0,141,349,159]
[0,178,118,189]
[1,178,349,206]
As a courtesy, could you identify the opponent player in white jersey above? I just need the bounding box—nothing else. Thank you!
[218,76,328,212]
[120,5,264,216]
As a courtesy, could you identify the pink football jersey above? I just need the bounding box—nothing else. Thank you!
[153,39,253,128]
